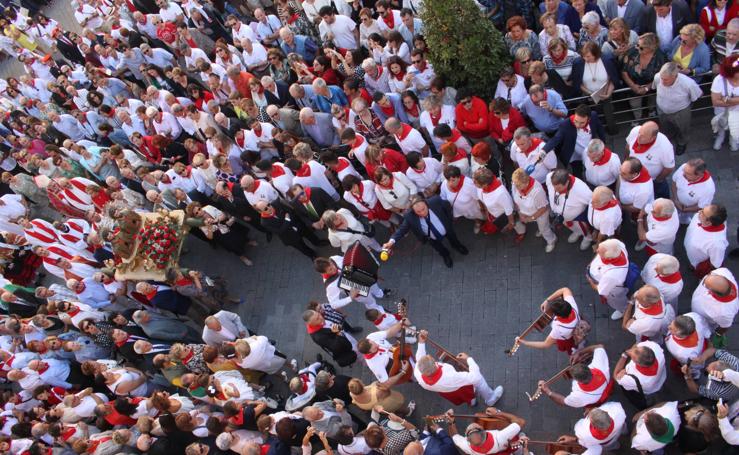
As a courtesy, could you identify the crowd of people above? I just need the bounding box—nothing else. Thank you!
[0,0,735,453]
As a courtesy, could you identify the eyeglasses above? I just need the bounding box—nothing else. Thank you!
[412,59,422,64]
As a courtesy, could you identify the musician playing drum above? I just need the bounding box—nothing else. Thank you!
[447,408,527,455]
[414,330,503,407]
[537,344,613,408]
[515,287,582,356]
[357,319,412,385]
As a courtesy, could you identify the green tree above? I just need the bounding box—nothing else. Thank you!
[420,0,510,100]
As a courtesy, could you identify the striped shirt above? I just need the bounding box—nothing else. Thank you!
[698,350,739,401]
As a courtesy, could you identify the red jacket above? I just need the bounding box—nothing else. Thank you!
[488,107,526,142]
[699,5,739,39]
[365,148,409,181]
[455,96,489,139]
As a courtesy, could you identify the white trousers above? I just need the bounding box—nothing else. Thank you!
[514,214,557,244]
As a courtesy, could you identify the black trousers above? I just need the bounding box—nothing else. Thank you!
[428,229,464,259]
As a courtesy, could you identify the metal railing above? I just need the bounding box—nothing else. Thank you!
[561,71,716,126]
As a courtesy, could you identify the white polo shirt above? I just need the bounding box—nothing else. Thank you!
[618,169,654,210]
[364,330,394,382]
[618,341,667,396]
[564,347,610,408]
[640,254,684,307]
[683,212,729,268]
[642,202,680,254]
[664,312,711,365]
[587,199,622,237]
[626,128,675,179]
[333,157,361,182]
[575,402,626,451]
[394,123,427,155]
[243,179,279,206]
[510,138,557,183]
[632,401,681,452]
[477,180,514,218]
[672,165,716,211]
[691,267,739,329]
[319,14,358,50]
[588,240,629,298]
[405,158,442,192]
[627,296,675,341]
[350,134,369,166]
[546,173,593,221]
[512,178,548,217]
[549,296,580,341]
[582,149,621,186]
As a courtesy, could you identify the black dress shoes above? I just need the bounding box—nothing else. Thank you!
[455,245,469,255]
[442,255,453,268]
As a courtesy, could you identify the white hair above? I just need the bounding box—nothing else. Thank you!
[656,254,680,275]
[653,198,675,217]
[587,138,605,154]
[312,77,327,90]
[582,11,600,26]
[659,62,679,78]
[299,107,315,121]
[216,432,233,450]
[599,239,622,259]
[361,58,377,70]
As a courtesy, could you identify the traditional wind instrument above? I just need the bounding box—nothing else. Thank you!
[505,309,553,356]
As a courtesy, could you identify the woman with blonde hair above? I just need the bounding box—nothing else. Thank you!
[601,17,638,59]
[348,377,412,415]
[170,343,210,375]
[670,23,711,78]
[510,168,557,252]
[232,335,289,374]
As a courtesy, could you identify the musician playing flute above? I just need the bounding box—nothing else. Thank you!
[515,287,582,356]
[414,330,503,407]
[447,408,527,455]
[357,318,413,386]
[537,344,614,408]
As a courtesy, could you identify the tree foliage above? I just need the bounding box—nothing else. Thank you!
[421,0,510,100]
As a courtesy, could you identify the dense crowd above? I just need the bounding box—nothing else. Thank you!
[0,0,736,453]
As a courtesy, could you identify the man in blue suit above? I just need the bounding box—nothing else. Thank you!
[403,419,457,455]
[544,104,606,180]
[383,194,468,268]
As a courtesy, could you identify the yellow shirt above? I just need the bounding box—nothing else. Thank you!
[673,47,693,70]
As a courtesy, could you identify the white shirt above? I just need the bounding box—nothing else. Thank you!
[588,240,629,298]
[664,312,711,365]
[549,295,580,341]
[672,164,715,210]
[617,0,629,17]
[293,160,340,200]
[375,172,417,210]
[642,202,680,254]
[691,267,738,329]
[376,10,403,33]
[452,424,522,455]
[394,124,427,155]
[631,401,681,452]
[626,128,675,178]
[414,343,483,392]
[574,402,626,452]
[152,111,183,138]
[494,75,527,109]
[319,15,358,50]
[511,177,549,217]
[344,180,380,216]
[419,105,456,150]
[654,72,703,114]
[587,200,622,237]
[477,181,514,218]
[627,296,675,341]
[405,158,443,192]
[582,60,609,94]
[546,173,593,221]
[564,347,611,408]
[655,9,674,50]
[363,330,394,382]
[232,23,257,45]
[640,254,684,307]
[683,212,729,268]
[618,171,654,210]
[159,2,184,22]
[242,42,269,68]
[243,180,279,206]
[510,139,557,183]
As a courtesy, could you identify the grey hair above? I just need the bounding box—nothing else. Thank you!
[599,239,622,259]
[361,58,377,70]
[513,126,532,140]
[321,210,339,229]
[587,138,605,155]
[528,84,545,95]
[653,198,675,217]
[638,285,662,304]
[582,11,600,26]
[656,254,680,275]
[659,62,679,78]
[589,409,612,430]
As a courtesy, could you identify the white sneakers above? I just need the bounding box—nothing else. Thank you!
[485,386,504,406]
[545,241,556,253]
[714,130,726,151]
[567,232,581,243]
[610,310,623,320]
[579,236,592,251]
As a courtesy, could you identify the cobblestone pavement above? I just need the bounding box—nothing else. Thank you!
[3,1,739,450]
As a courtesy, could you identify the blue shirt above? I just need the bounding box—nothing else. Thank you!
[519,89,566,134]
[314,85,348,113]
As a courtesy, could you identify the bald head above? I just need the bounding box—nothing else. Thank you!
[636,284,662,306]
[652,198,675,217]
[705,274,735,298]
[592,186,614,207]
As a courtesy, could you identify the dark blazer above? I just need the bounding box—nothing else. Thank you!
[288,187,339,226]
[420,429,458,455]
[391,196,455,244]
[214,191,259,221]
[604,0,645,32]
[148,284,192,315]
[641,0,692,39]
[570,53,622,94]
[309,328,357,366]
[543,111,606,164]
[219,117,247,137]
[264,80,295,108]
[56,34,86,66]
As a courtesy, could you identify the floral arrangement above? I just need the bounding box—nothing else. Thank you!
[135,214,182,271]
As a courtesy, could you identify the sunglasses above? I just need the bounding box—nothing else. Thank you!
[412,59,422,64]
[520,59,531,64]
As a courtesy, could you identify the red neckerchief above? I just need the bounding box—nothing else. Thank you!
[414,60,427,73]
[628,167,651,183]
[482,177,502,193]
[381,12,395,29]
[570,115,589,133]
[86,436,112,454]
[36,362,50,375]
[639,299,663,316]
[449,129,463,143]
[235,134,245,147]
[550,50,567,65]
[672,331,699,348]
[412,163,426,173]
[335,158,351,172]
[469,433,496,454]
[406,103,420,117]
[451,147,467,162]
[421,365,443,384]
[393,70,406,81]
[699,223,725,233]
[396,123,413,141]
[589,419,614,440]
[287,13,299,24]
[378,175,395,189]
[556,309,577,324]
[602,252,627,266]
[145,288,157,300]
[182,348,195,364]
[114,335,131,348]
[260,210,275,219]
[632,137,656,154]
[450,175,465,193]
[708,281,737,303]
[522,137,542,156]
[379,103,395,116]
[519,177,536,196]
[230,409,245,426]
[62,426,77,441]
[430,111,442,126]
[306,323,323,334]
[658,271,682,283]
[635,360,659,376]
[373,313,400,325]
[298,373,310,393]
[363,347,385,359]
[371,65,384,80]
[578,368,606,391]
[297,163,311,177]
[595,198,619,211]
[271,164,286,178]
[688,171,711,185]
[652,213,671,221]
[352,135,365,149]
[175,277,193,286]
